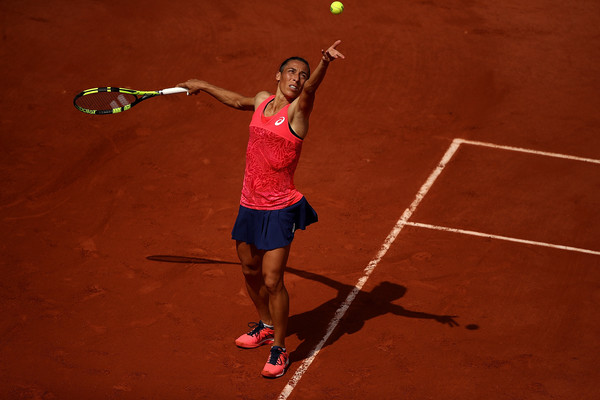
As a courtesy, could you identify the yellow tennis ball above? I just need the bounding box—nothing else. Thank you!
[330,1,344,15]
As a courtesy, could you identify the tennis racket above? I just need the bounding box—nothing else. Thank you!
[73,86,188,115]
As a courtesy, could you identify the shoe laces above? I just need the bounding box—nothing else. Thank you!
[246,321,266,337]
[267,346,286,365]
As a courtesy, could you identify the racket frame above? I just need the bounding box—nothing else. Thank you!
[73,86,188,115]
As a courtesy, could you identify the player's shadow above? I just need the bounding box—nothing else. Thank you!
[146,255,459,363]
[285,266,459,362]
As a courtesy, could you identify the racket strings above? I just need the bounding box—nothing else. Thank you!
[76,92,138,111]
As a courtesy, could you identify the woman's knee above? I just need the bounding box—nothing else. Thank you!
[262,272,285,294]
[242,262,261,279]
[261,246,289,293]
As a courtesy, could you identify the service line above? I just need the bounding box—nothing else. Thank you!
[404,221,600,256]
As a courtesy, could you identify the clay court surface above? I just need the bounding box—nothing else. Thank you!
[1,1,599,399]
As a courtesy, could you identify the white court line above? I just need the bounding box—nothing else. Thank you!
[456,138,600,164]
[278,138,600,399]
[278,140,462,399]
[404,222,600,256]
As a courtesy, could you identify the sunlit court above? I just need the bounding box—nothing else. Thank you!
[283,138,599,399]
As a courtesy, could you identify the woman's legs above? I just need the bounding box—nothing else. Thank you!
[236,241,290,348]
[236,241,271,324]
[261,245,290,348]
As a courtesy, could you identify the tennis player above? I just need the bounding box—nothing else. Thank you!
[178,40,345,378]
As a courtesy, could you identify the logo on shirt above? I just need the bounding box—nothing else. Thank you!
[274,116,286,126]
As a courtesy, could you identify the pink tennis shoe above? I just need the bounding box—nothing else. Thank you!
[261,345,289,378]
[235,321,274,349]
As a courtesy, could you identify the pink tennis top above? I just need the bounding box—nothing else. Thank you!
[240,95,304,210]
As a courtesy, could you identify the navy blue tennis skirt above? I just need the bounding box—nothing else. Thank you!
[231,197,318,251]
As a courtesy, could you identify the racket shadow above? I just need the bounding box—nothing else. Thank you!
[146,255,239,265]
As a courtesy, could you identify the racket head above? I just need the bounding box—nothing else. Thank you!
[73,87,158,115]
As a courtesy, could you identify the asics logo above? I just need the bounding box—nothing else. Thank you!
[274,116,286,126]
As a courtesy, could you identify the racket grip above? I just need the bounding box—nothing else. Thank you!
[160,87,189,95]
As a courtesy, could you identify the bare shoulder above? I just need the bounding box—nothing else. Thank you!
[254,91,272,109]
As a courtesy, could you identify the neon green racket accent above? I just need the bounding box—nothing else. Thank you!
[73,86,187,115]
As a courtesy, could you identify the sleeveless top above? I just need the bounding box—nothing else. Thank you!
[240,95,304,210]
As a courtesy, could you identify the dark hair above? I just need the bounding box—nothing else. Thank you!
[279,56,310,77]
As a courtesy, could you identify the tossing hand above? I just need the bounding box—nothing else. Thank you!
[321,40,345,63]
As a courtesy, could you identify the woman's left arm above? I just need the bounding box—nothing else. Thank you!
[290,40,345,137]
